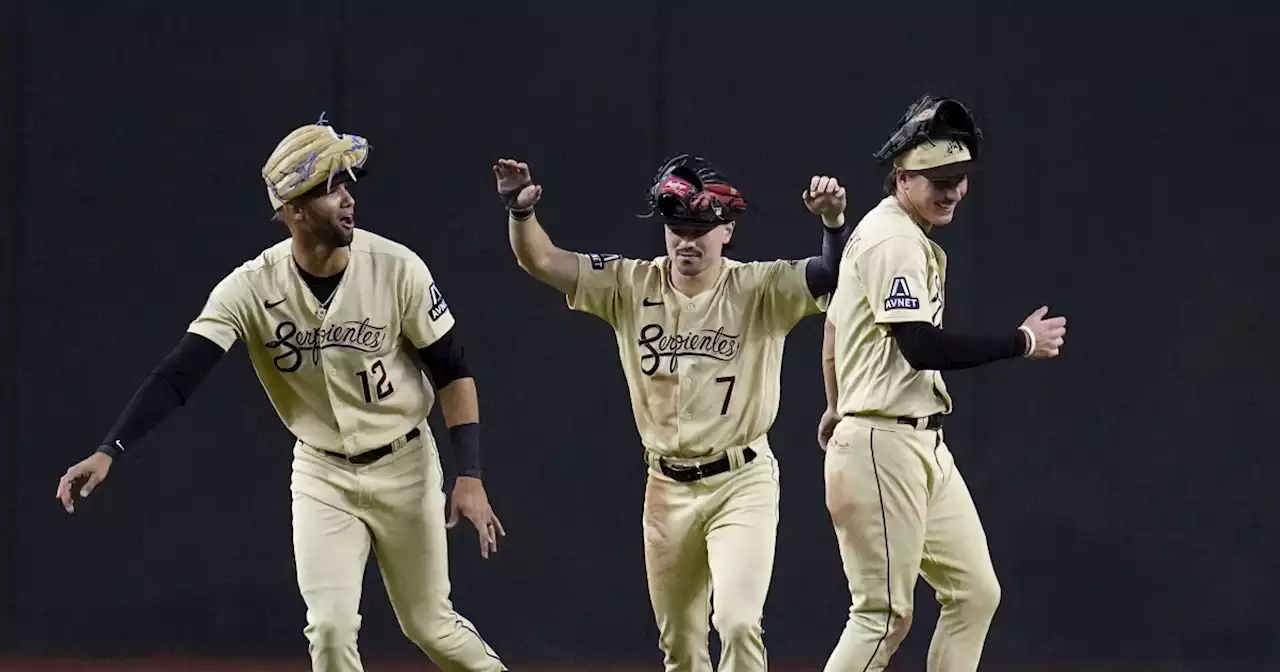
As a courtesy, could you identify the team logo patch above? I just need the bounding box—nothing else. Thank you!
[428,282,448,321]
[884,276,920,311]
[589,253,621,270]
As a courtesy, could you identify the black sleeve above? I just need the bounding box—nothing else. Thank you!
[889,322,1027,371]
[804,220,853,298]
[416,329,471,389]
[96,333,227,458]
[416,330,482,478]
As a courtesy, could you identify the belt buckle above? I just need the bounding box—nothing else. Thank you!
[664,460,705,481]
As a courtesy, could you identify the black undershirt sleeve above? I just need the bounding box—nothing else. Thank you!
[804,221,853,298]
[96,333,227,458]
[416,329,482,479]
[417,329,471,389]
[889,322,1027,371]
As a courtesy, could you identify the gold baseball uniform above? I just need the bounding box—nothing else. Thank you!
[188,229,505,672]
[822,196,999,672]
[569,251,822,672]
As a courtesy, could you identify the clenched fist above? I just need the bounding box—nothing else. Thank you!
[1020,306,1067,359]
[493,159,542,214]
[802,175,847,228]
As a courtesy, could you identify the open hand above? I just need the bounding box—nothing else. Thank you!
[446,476,506,559]
[56,452,113,513]
[802,175,847,228]
[493,159,542,212]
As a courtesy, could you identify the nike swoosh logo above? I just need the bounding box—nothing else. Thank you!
[264,298,287,309]
[643,298,662,307]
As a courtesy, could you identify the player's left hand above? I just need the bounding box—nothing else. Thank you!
[447,476,505,559]
[817,407,840,451]
[802,175,847,228]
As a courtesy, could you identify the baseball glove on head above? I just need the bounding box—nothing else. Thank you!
[644,153,748,228]
[873,95,982,176]
[262,112,371,211]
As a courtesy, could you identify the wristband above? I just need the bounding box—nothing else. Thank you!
[1017,326,1035,357]
[449,422,483,479]
[96,440,125,459]
[501,185,534,221]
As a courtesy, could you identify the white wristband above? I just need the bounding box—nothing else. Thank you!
[1018,325,1035,357]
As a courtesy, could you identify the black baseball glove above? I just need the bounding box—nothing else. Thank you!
[872,94,983,164]
[643,153,748,227]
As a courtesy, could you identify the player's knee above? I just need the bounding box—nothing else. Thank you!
[401,616,446,652]
[850,603,914,643]
[963,572,1001,618]
[711,611,763,648]
[657,627,706,660]
[304,613,360,651]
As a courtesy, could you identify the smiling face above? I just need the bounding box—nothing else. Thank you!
[896,171,969,228]
[664,221,734,277]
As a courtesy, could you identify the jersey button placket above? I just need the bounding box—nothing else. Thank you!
[323,352,350,454]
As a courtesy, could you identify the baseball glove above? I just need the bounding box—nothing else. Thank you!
[262,112,371,211]
[872,95,982,165]
[644,153,747,227]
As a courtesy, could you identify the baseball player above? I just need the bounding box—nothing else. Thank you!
[495,155,851,672]
[55,117,509,672]
[818,95,1067,672]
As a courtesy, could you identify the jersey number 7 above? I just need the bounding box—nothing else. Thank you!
[715,375,736,415]
[357,359,395,403]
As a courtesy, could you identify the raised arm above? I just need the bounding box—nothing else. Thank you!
[801,175,853,298]
[495,159,580,296]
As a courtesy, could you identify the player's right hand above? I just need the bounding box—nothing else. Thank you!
[493,159,542,211]
[1021,306,1067,359]
[817,407,840,451]
[802,175,847,228]
[56,452,113,514]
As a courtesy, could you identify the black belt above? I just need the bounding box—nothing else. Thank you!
[852,412,944,431]
[658,448,757,483]
[321,427,421,465]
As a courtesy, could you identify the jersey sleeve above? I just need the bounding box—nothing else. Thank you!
[566,252,636,327]
[855,236,934,325]
[401,253,457,349]
[755,259,824,334]
[186,273,247,352]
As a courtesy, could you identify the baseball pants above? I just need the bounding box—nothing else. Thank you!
[289,421,506,672]
[642,442,780,672]
[822,416,1000,672]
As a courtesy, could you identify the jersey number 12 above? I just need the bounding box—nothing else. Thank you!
[357,359,395,403]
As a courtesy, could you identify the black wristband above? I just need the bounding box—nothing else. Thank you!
[96,441,125,459]
[449,422,483,479]
[501,185,534,221]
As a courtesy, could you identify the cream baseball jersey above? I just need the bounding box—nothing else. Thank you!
[828,196,952,419]
[187,229,453,455]
[568,253,822,459]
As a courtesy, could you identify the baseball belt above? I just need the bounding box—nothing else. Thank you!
[320,426,421,465]
[850,412,945,431]
[657,447,758,483]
